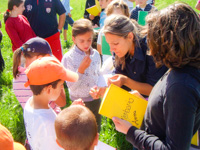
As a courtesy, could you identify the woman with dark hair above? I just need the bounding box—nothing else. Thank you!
[112,2,200,150]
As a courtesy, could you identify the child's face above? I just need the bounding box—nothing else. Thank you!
[99,0,109,9]
[136,0,148,8]
[15,2,25,15]
[50,80,64,101]
[112,8,124,16]
[72,32,93,54]
[25,56,38,68]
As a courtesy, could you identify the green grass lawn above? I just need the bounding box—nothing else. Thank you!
[0,0,198,149]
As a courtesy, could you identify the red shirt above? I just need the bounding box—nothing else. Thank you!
[5,15,36,51]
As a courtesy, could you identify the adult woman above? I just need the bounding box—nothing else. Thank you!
[104,15,167,97]
[112,3,200,149]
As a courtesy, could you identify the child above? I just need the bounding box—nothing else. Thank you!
[130,0,156,21]
[97,0,130,66]
[123,0,134,12]
[55,105,99,150]
[99,0,113,28]
[0,20,4,73]
[13,37,65,113]
[112,3,200,149]
[0,124,26,150]
[23,56,78,150]
[61,19,102,132]
[4,0,36,52]
[62,0,74,47]
[84,0,100,27]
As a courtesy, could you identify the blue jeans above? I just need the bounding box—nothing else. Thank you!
[63,15,74,30]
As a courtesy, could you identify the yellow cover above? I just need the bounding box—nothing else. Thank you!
[191,131,199,146]
[99,84,148,128]
[86,0,101,16]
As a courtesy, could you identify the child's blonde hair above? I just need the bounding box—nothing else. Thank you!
[105,0,130,17]
[55,105,98,150]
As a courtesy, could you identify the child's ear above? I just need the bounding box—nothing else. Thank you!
[45,85,52,94]
[72,36,76,44]
[13,5,17,10]
[56,138,63,148]
[92,133,99,146]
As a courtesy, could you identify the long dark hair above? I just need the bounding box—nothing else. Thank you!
[4,0,24,23]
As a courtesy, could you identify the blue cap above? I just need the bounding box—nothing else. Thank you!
[23,37,52,55]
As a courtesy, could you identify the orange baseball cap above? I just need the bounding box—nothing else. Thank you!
[0,124,26,150]
[24,57,78,87]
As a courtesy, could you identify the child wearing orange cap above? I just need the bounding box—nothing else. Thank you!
[23,57,81,150]
[13,37,65,113]
[0,124,26,150]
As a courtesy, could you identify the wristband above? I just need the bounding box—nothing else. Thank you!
[58,29,62,33]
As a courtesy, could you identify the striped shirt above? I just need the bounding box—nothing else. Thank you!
[13,67,61,114]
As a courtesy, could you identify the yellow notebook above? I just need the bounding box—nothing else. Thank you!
[86,0,101,16]
[99,84,148,129]
[191,131,199,146]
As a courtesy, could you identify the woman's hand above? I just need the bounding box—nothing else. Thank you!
[112,117,132,134]
[107,74,127,87]
[130,90,146,100]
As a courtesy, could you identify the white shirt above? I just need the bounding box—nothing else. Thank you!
[24,98,63,150]
[62,45,101,102]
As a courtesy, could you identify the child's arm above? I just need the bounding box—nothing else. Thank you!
[89,86,107,99]
[196,0,200,10]
[5,22,24,49]
[62,54,91,91]
[78,55,91,74]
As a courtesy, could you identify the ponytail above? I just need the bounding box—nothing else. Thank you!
[13,44,50,78]
[4,0,25,23]
[4,10,10,23]
[13,47,22,78]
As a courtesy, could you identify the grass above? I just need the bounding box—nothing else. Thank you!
[0,0,198,149]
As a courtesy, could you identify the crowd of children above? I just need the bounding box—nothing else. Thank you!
[0,0,200,150]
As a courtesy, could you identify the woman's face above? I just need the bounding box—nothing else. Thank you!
[105,32,134,58]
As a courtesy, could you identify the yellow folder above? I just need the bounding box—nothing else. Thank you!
[86,0,101,16]
[99,84,148,129]
[191,131,199,146]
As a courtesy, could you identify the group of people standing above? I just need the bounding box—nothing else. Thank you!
[0,0,200,150]
[4,0,65,61]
